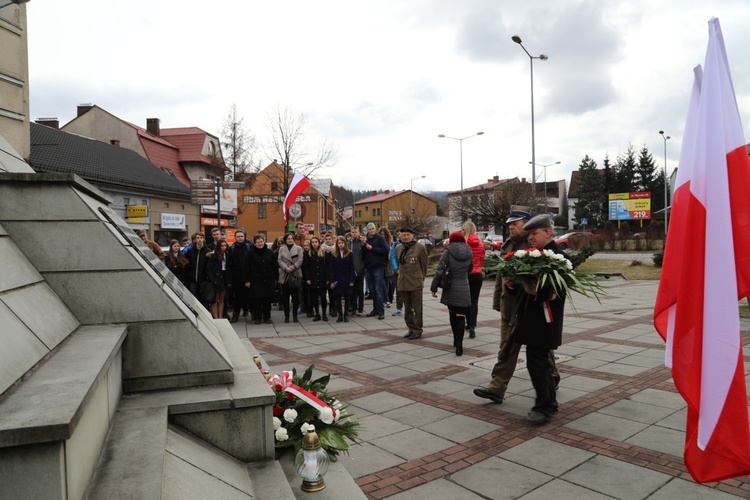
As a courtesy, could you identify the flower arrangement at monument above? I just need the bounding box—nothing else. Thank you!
[494,248,603,301]
[255,360,361,460]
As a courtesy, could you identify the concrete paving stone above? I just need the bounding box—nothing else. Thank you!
[341,357,392,372]
[598,399,679,425]
[553,387,589,404]
[598,343,647,354]
[637,348,668,359]
[631,333,665,345]
[337,441,405,479]
[302,335,346,345]
[597,330,643,341]
[322,353,366,365]
[451,456,553,499]
[578,349,631,362]
[494,394,536,417]
[358,347,403,359]
[382,342,425,352]
[346,405,373,419]
[366,365,422,381]
[292,344,334,355]
[561,455,671,500]
[654,409,687,432]
[401,358,449,373]
[370,428,455,461]
[405,346,453,359]
[388,477,485,499]
[564,413,650,441]
[269,339,310,350]
[555,345,591,357]
[649,477,741,499]
[162,452,251,500]
[566,340,613,349]
[381,402,454,427]
[590,362,652,376]
[560,375,614,393]
[348,392,414,413]
[625,425,685,457]
[416,377,475,396]
[614,354,665,369]
[446,368,498,386]
[421,414,500,444]
[499,437,596,477]
[517,478,614,500]
[563,357,610,370]
[356,414,411,441]
[325,377,362,393]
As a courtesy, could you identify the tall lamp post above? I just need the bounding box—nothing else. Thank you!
[410,175,426,215]
[529,160,560,212]
[437,132,484,217]
[659,131,671,233]
[512,35,548,211]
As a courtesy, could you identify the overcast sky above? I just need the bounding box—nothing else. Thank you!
[26,1,750,193]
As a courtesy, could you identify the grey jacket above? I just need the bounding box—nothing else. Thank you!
[430,242,472,308]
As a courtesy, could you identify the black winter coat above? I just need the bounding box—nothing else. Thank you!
[206,252,231,291]
[302,251,327,288]
[327,252,355,295]
[510,240,567,349]
[186,245,209,284]
[228,242,250,283]
[246,246,279,299]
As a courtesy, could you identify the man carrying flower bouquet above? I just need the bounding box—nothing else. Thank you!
[508,214,566,423]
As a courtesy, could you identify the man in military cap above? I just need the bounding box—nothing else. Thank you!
[395,228,428,339]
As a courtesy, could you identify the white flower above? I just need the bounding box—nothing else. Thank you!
[552,253,566,261]
[565,260,573,270]
[529,249,542,257]
[273,417,281,430]
[514,250,527,258]
[275,427,289,441]
[543,249,556,258]
[300,422,315,435]
[332,399,343,422]
[319,407,334,425]
[283,409,298,423]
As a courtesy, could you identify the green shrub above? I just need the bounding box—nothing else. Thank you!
[653,250,664,268]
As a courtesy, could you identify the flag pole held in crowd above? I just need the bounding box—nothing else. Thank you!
[654,17,750,484]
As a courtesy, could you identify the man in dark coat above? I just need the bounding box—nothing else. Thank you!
[395,228,428,339]
[228,229,251,323]
[186,232,210,309]
[360,222,389,320]
[510,214,566,423]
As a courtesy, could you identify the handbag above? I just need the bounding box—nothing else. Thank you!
[286,274,302,291]
[438,267,452,290]
[200,281,216,303]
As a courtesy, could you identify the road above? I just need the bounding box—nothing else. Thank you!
[588,251,655,261]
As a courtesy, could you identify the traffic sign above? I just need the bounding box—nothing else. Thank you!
[223,181,246,189]
[190,180,215,189]
[191,198,217,205]
[190,189,216,197]
[581,217,588,225]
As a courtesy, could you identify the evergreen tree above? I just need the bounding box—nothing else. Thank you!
[635,146,658,192]
[573,155,604,228]
[613,144,637,193]
[601,154,614,224]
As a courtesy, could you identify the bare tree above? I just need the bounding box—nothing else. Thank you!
[220,103,256,181]
[383,198,438,237]
[451,181,535,237]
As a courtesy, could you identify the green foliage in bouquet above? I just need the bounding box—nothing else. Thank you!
[271,365,361,461]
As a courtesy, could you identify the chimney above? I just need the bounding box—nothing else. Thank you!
[384,189,390,194]
[77,104,93,117]
[521,177,527,183]
[493,175,499,182]
[35,118,59,129]
[146,118,160,136]
[371,190,377,196]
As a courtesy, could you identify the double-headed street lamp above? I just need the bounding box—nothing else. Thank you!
[438,132,484,216]
[512,35,548,211]
[410,175,426,215]
[659,130,671,233]
[529,160,560,212]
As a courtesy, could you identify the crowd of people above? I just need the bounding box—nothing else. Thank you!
[145,209,566,424]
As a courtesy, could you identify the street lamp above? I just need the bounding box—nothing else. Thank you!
[529,160,560,212]
[437,132,484,217]
[659,131,671,233]
[512,35,548,211]
[410,175,426,215]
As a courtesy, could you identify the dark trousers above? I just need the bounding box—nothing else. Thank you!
[448,306,469,348]
[232,281,249,315]
[352,275,365,312]
[300,284,310,312]
[309,288,328,314]
[252,296,272,321]
[334,294,351,316]
[281,283,300,319]
[467,273,483,328]
[526,345,558,415]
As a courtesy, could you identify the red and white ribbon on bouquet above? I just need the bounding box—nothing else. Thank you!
[268,370,337,422]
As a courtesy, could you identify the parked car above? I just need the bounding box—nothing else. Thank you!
[554,232,594,250]
[484,234,504,251]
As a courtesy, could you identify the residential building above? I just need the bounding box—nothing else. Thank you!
[0,1,30,158]
[29,122,196,246]
[235,161,337,242]
[353,190,438,235]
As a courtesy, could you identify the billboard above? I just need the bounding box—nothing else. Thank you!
[608,192,651,220]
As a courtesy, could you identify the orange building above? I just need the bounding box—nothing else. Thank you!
[353,190,438,232]
[236,161,337,242]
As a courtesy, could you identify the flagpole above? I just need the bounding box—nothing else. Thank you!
[659,131,671,232]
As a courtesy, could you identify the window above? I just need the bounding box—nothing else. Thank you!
[258,203,267,219]
[271,181,279,191]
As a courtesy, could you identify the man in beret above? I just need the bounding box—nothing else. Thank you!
[395,228,429,339]
[361,222,389,319]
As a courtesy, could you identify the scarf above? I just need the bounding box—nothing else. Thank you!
[399,241,416,264]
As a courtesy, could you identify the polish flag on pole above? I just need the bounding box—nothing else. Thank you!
[654,18,750,483]
[283,171,311,223]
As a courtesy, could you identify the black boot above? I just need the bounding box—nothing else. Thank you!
[322,312,328,321]
[284,314,290,324]
[451,314,465,356]
[468,327,476,339]
[293,312,298,323]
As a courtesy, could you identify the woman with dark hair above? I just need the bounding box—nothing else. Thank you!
[462,220,485,339]
[206,239,231,319]
[277,232,304,323]
[302,236,328,321]
[246,234,279,324]
[166,239,190,287]
[271,236,284,310]
[430,231,472,356]
[378,227,395,308]
[328,236,355,322]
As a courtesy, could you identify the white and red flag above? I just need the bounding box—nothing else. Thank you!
[283,171,311,222]
[654,17,750,483]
